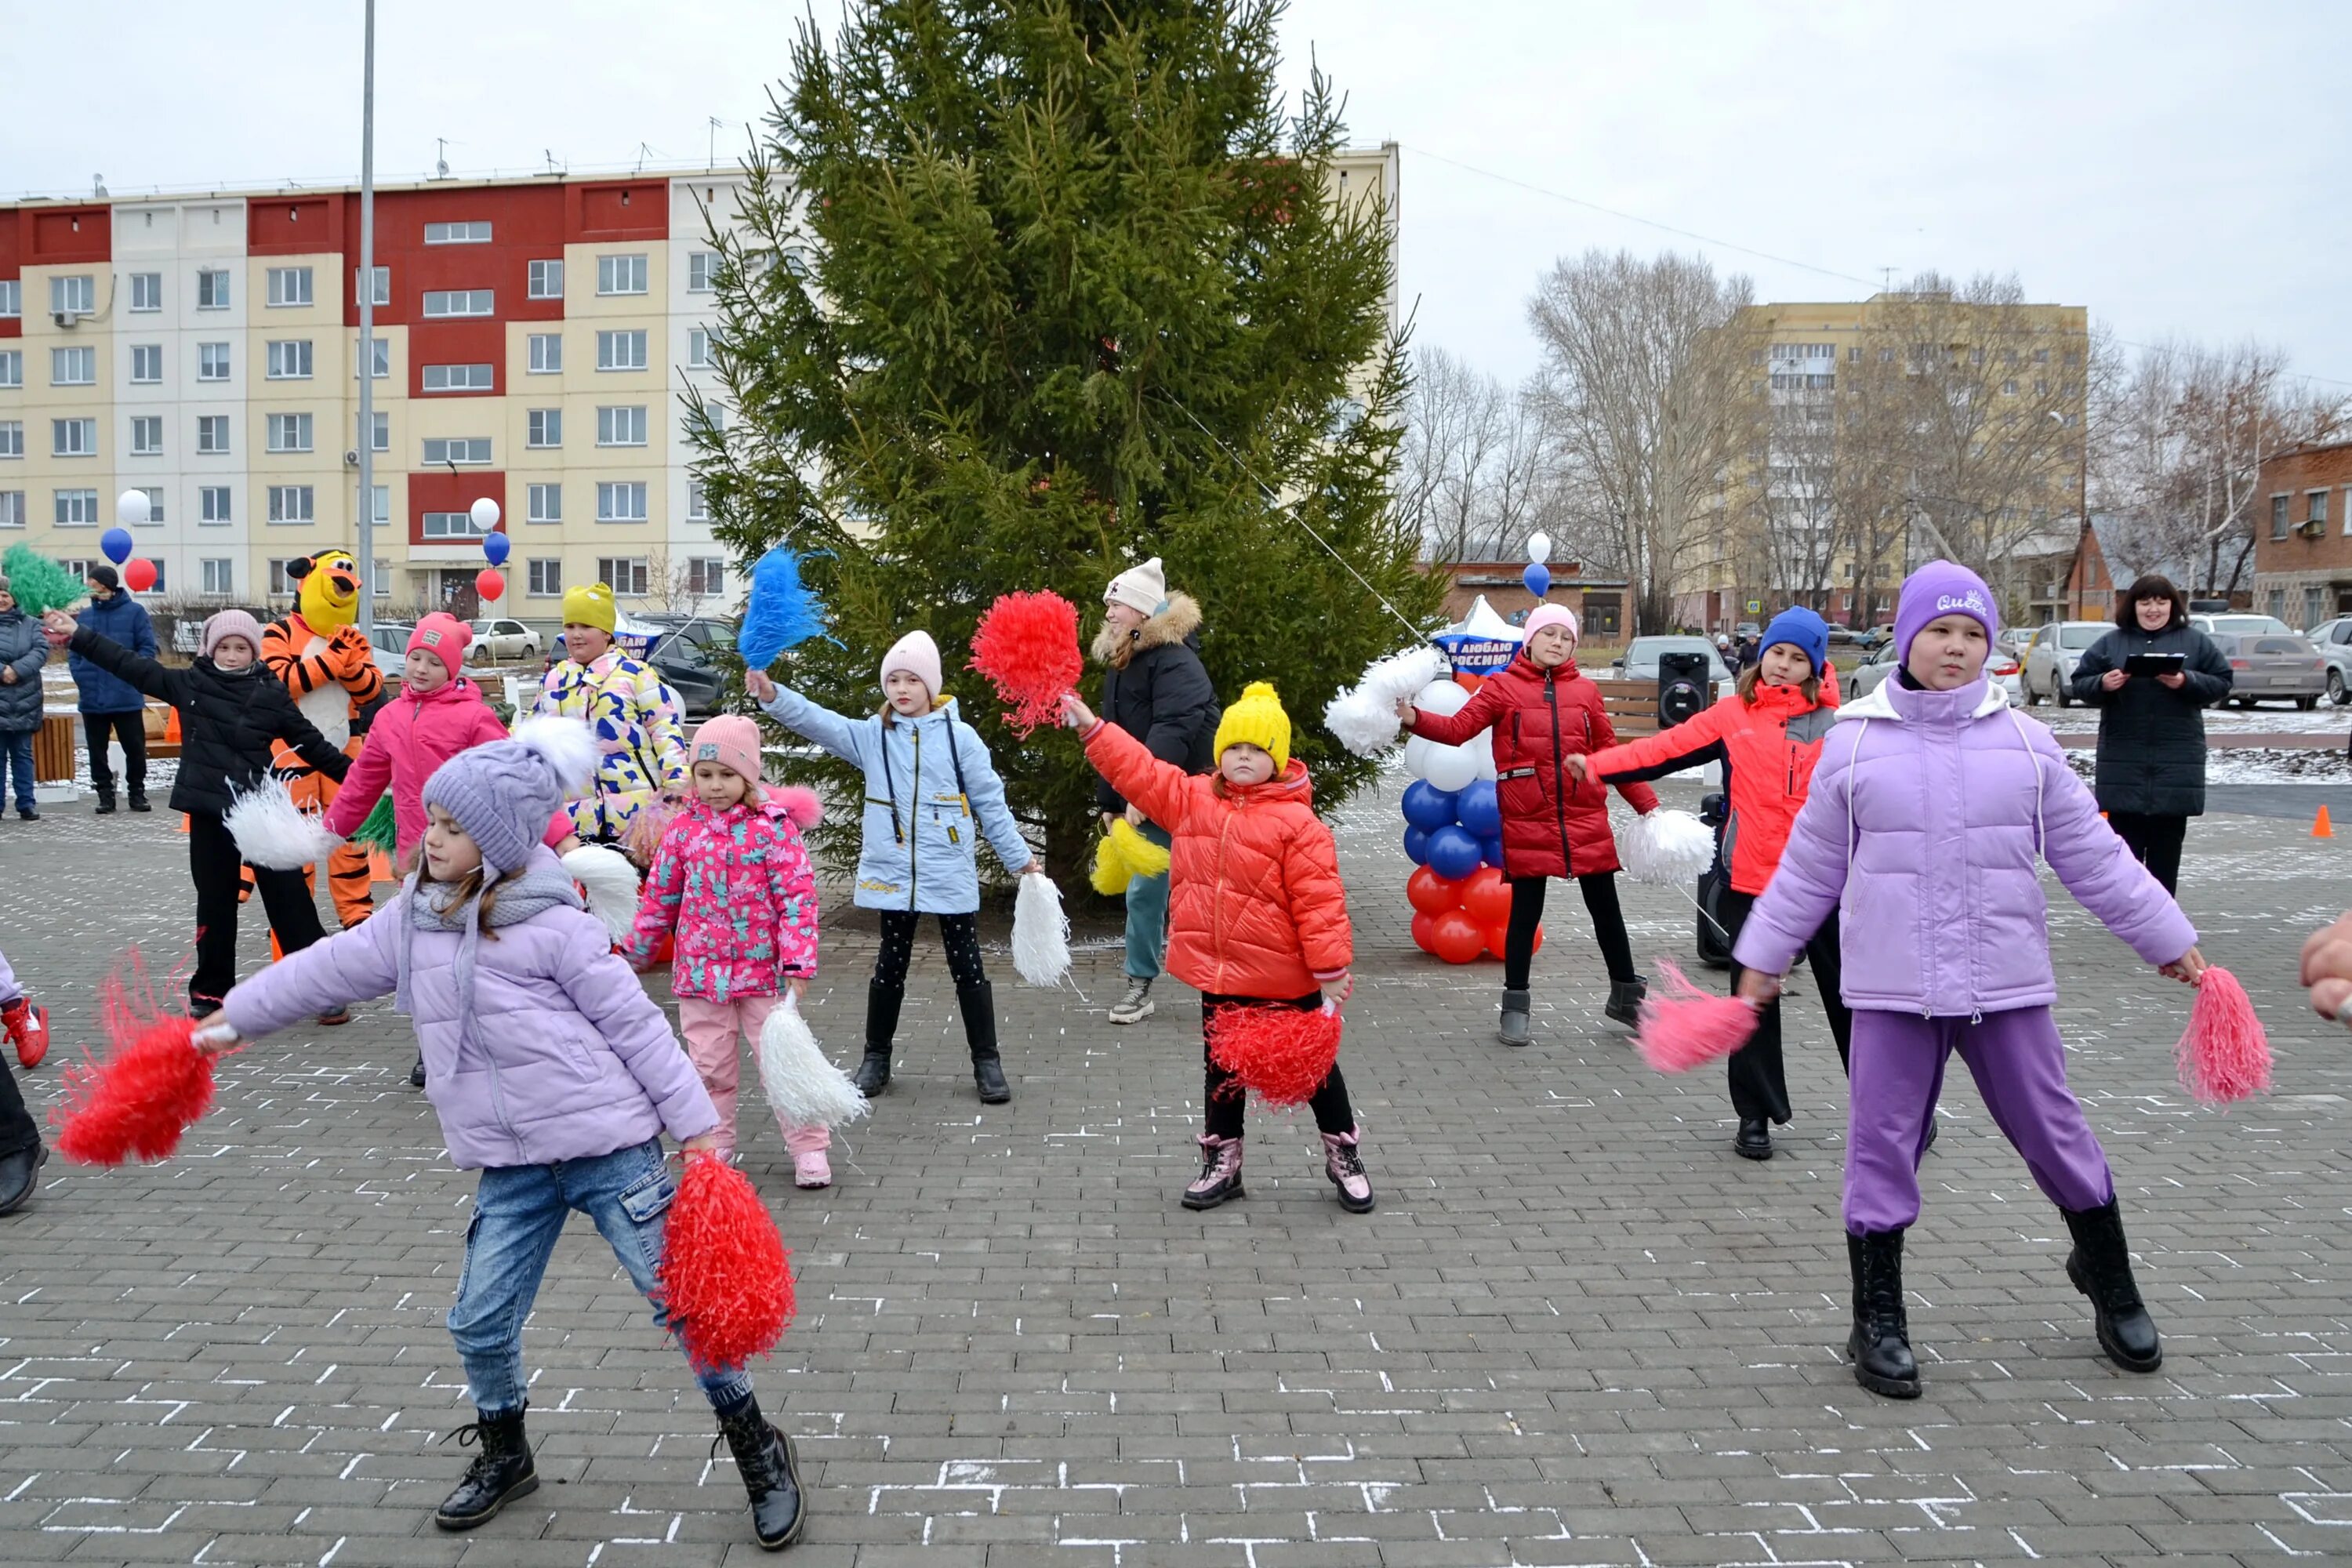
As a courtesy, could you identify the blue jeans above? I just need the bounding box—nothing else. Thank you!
[448,1138,756,1414]
[0,729,32,812]
[1123,821,1172,982]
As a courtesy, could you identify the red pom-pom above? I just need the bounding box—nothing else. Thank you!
[2176,965,2270,1105]
[1207,1002,1343,1107]
[659,1152,796,1373]
[54,966,220,1165]
[967,590,1083,735]
[1636,960,1759,1073]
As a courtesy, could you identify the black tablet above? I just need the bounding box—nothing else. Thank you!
[2124,652,2187,677]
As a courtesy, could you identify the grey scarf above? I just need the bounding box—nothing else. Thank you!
[394,858,584,1057]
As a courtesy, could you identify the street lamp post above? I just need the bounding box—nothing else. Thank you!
[356,0,378,641]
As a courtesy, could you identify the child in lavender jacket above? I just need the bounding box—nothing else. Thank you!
[192,718,807,1549]
[1735,561,2205,1403]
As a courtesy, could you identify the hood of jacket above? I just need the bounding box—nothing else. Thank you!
[1093,592,1203,668]
[1836,673,2008,725]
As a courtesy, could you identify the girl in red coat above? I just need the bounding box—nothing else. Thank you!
[1570,606,1851,1160]
[1400,606,1658,1044]
[1062,682,1370,1214]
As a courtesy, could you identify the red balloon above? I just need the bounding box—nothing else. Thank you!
[1460,864,1511,927]
[123,557,158,593]
[1485,921,1544,960]
[1454,672,1482,692]
[474,568,505,602]
[1410,910,1442,954]
[1406,865,1463,915]
[1429,909,1486,965]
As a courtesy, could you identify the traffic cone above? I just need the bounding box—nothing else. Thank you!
[2315,805,2334,839]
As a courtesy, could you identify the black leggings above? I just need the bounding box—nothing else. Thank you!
[189,808,327,1010]
[1201,993,1355,1139]
[1504,873,1638,990]
[871,909,988,991]
[2107,811,2187,895]
[1717,887,1851,1123]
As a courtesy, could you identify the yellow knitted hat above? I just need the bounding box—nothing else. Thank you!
[1212,681,1291,771]
[561,581,618,633]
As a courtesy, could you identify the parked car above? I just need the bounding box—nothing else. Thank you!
[467,617,543,662]
[644,629,726,719]
[2190,612,2294,638]
[2305,616,2352,705]
[1613,635,1734,701]
[365,621,417,684]
[2210,631,2327,710]
[1848,637,2022,706]
[2020,621,2111,706]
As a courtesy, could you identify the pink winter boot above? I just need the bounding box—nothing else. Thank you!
[1320,1127,1375,1214]
[1181,1134,1244,1210]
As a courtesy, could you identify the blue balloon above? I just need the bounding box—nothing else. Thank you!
[1426,824,1483,881]
[1480,835,1504,869]
[1523,562,1552,599]
[1400,779,1460,831]
[1403,825,1432,866]
[100,527,134,565]
[1456,779,1501,838]
[482,530,511,566]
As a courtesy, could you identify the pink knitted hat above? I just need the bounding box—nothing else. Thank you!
[406,612,474,676]
[1522,604,1580,644]
[688,715,764,785]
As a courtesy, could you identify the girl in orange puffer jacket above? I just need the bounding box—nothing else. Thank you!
[1063,682,1371,1214]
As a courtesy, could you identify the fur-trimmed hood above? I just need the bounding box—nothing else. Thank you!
[1093,591,1203,667]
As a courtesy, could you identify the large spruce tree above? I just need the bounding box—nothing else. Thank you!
[691,0,1440,880]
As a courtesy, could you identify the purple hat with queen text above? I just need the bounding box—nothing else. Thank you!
[1893,561,1999,663]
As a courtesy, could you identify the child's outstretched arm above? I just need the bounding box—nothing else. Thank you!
[764,818,820,984]
[59,620,188,706]
[954,720,1041,877]
[219,920,401,1042]
[321,728,394,839]
[1398,677,1508,747]
[554,915,720,1145]
[1067,695,1198,832]
[746,668,868,766]
[1581,695,1660,815]
[1732,739,1858,996]
[2027,728,2198,969]
[620,822,689,968]
[1579,699,1733,786]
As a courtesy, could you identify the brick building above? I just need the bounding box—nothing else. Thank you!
[2251,439,2352,629]
[1430,559,1627,637]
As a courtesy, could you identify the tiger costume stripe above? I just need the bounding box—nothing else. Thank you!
[253,551,384,929]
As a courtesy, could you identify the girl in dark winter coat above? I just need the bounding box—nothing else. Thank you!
[49,608,351,1016]
[1400,604,1660,1042]
[2067,575,2232,894]
[0,573,51,820]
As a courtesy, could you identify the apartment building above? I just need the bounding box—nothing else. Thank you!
[0,172,753,621]
[2251,438,2352,629]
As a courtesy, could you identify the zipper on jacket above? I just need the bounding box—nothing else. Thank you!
[908,721,922,910]
[1211,808,1236,988]
[1545,671,1573,867]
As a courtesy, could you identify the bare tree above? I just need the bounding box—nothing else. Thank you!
[1401,347,1564,564]
[641,545,716,617]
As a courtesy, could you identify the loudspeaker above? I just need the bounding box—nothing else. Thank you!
[1657,651,1710,729]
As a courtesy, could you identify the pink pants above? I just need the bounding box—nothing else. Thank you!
[677,995,831,1159]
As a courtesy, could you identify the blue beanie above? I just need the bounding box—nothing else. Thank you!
[1757,606,1830,676]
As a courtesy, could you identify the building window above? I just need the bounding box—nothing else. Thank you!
[687,252,719,292]
[527,482,561,523]
[136,560,166,593]
[130,343,164,383]
[130,416,162,456]
[2272,495,2291,539]
[596,330,648,371]
[359,484,389,526]
[422,289,495,318]
[52,347,96,385]
[422,509,493,539]
[598,557,651,595]
[424,220,493,245]
[527,558,563,597]
[198,342,231,381]
[374,556,391,596]
[687,557,726,597]
[0,492,21,528]
[687,327,713,368]
[597,481,649,521]
[0,351,19,388]
[201,558,234,596]
[0,280,15,318]
[52,275,95,315]
[2310,490,2331,525]
[422,436,492,465]
[268,485,315,523]
[267,413,314,453]
[528,260,564,299]
[422,363,495,392]
[267,559,295,595]
[2307,585,2328,629]
[2002,379,2018,395]
[355,337,390,378]
[527,409,562,448]
[687,481,709,521]
[528,333,563,375]
[136,486,164,523]
[266,267,314,307]
[54,488,100,525]
[125,274,160,313]
[596,405,648,446]
[266,339,314,379]
[200,485,232,523]
[355,266,390,306]
[360,409,389,451]
[53,418,97,457]
[196,268,231,309]
[0,422,19,459]
[597,254,649,296]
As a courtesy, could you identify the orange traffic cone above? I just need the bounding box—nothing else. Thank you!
[2315,805,2334,839]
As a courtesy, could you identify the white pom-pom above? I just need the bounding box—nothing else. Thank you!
[224,774,343,870]
[511,715,598,795]
[1011,872,1072,988]
[562,844,641,944]
[1323,643,1449,757]
[1618,808,1716,886]
[757,996,873,1130]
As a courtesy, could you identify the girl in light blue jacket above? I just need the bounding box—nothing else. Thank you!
[748,630,1038,1105]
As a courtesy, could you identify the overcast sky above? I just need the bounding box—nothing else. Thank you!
[5,1,2344,395]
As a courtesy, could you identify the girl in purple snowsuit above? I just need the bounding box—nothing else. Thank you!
[1734,561,2205,1401]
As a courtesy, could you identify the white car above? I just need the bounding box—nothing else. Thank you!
[468,617,543,661]
[2191,613,2293,638]
[2304,616,2352,705]
[1847,638,2023,705]
[2020,621,2111,706]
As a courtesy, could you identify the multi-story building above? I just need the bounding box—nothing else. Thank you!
[0,171,758,623]
[2251,438,2352,628]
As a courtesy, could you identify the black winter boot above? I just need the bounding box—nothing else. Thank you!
[959,982,1010,1103]
[857,978,902,1097]
[715,1396,805,1550]
[2063,1198,2163,1372]
[0,1144,47,1217]
[94,792,116,815]
[434,1405,538,1530]
[1497,989,1532,1047]
[1846,1230,1922,1399]
[1734,1118,1773,1160]
[1603,978,1647,1027]
[128,790,151,813]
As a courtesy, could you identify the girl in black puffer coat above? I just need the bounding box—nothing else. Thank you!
[52,608,352,1015]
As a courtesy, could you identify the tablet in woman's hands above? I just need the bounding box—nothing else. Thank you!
[2124,652,2186,677]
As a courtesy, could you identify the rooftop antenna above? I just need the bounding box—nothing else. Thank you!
[93,173,107,198]
[544,148,563,176]
[637,142,655,174]
[708,117,724,171]
[1878,266,1897,294]
[434,138,451,180]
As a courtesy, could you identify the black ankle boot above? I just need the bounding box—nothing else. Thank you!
[1846,1229,1922,1398]
[434,1405,539,1530]
[94,793,116,815]
[1603,977,1647,1027]
[1734,1117,1773,1160]
[858,978,902,1097]
[2063,1198,2163,1371]
[959,982,1010,1103]
[714,1396,805,1550]
[128,790,151,813]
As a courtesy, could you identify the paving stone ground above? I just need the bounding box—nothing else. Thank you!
[2,775,2349,1568]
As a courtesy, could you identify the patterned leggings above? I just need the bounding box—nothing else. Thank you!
[871,910,988,990]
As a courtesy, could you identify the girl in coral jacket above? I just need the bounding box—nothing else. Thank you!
[1398,604,1660,1044]
[1733,562,2205,1403]
[1570,606,1848,1162]
[1063,681,1374,1214]
[622,716,833,1189]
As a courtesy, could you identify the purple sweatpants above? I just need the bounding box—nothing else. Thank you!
[1846,1006,2114,1235]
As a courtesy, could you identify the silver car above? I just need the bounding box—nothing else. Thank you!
[2210,632,2327,710]
[468,616,544,662]
[1847,639,2022,706]
[2303,617,2352,705]
[2020,621,2110,706]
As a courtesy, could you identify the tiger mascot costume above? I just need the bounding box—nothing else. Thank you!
[258,550,384,927]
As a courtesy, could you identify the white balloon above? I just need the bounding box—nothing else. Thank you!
[1470,728,1497,780]
[469,496,502,531]
[116,489,151,527]
[1422,742,1478,793]
[1414,678,1471,717]
[1401,735,1436,781]
[1526,531,1552,565]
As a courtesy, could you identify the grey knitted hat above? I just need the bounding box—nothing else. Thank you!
[419,717,596,876]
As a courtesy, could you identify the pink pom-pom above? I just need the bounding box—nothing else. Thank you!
[2175,965,2270,1105]
[1207,1002,1344,1107]
[762,783,823,830]
[968,590,1083,735]
[658,1152,796,1373]
[1636,959,1759,1073]
[54,964,221,1166]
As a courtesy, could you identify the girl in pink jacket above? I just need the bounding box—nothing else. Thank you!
[623,717,832,1187]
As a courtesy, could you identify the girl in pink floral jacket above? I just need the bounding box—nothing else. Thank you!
[624,717,830,1185]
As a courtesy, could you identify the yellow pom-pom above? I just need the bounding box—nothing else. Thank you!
[1091,833,1131,895]
[1111,817,1170,876]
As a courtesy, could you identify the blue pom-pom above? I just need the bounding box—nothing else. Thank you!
[736,544,831,670]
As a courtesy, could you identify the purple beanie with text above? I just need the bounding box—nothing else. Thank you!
[1893,561,1999,663]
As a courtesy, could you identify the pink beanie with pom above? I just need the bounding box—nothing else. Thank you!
[1522,604,1580,644]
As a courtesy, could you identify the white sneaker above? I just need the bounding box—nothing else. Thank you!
[793,1150,832,1189]
[1109,978,1156,1025]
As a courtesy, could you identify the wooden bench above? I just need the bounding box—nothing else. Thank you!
[1589,677,1662,738]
